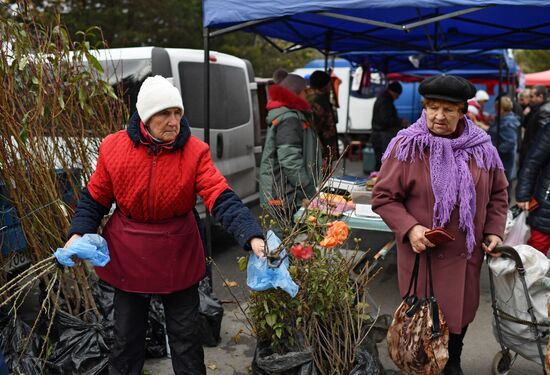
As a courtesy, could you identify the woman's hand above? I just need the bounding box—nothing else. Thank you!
[250,238,266,258]
[516,201,530,211]
[64,234,82,248]
[482,234,502,257]
[407,224,436,253]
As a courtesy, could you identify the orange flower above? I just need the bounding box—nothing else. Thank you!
[320,221,349,248]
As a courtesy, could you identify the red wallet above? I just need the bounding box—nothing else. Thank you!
[425,228,455,245]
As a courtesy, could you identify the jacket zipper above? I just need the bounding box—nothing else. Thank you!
[149,154,157,218]
[544,183,550,201]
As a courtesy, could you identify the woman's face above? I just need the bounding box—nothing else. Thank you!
[147,107,183,142]
[425,100,462,136]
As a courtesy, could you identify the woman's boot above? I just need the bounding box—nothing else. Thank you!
[444,325,468,375]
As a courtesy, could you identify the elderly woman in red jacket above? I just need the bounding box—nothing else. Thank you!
[372,75,508,375]
[64,75,264,375]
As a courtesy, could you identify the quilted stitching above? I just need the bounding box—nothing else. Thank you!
[88,131,229,221]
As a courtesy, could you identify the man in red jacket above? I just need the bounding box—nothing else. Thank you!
[64,75,265,375]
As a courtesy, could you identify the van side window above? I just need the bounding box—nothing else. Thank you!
[178,62,250,129]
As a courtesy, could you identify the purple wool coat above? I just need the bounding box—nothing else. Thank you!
[372,147,508,334]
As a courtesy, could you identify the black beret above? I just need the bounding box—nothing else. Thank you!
[418,75,476,103]
[309,70,331,89]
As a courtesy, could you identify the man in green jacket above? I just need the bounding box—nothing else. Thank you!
[259,74,322,221]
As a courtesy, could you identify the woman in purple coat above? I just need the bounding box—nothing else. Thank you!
[372,75,509,375]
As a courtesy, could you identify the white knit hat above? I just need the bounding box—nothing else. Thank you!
[474,90,489,102]
[136,75,184,123]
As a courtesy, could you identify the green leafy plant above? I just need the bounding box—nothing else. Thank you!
[247,207,373,374]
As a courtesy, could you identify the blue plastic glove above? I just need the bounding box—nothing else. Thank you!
[246,230,299,297]
[54,234,110,267]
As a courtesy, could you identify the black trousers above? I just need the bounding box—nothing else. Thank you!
[109,284,206,375]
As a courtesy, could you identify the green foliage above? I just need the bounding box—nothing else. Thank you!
[3,0,319,77]
[0,1,125,318]
[249,289,301,352]
[514,50,550,74]
[247,246,370,373]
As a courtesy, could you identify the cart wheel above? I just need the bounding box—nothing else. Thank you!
[491,350,512,375]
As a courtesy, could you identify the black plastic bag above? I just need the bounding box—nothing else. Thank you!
[198,277,224,347]
[46,310,111,375]
[350,314,393,375]
[89,277,167,358]
[252,341,318,375]
[145,296,167,358]
[0,314,44,375]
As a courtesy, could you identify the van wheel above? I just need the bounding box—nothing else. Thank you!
[491,350,512,375]
[338,136,349,156]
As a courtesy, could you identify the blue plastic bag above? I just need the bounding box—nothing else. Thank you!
[54,234,110,267]
[246,230,299,297]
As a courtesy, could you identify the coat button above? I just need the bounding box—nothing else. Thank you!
[437,254,444,259]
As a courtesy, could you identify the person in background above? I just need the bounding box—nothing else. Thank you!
[272,68,288,85]
[488,96,519,194]
[519,85,550,168]
[518,88,532,119]
[467,104,488,130]
[468,89,490,128]
[259,74,321,217]
[63,75,265,375]
[516,107,550,256]
[307,70,339,168]
[372,75,508,375]
[371,81,405,171]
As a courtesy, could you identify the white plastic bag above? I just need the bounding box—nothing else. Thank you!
[503,210,530,246]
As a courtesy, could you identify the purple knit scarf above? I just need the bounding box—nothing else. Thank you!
[382,110,503,257]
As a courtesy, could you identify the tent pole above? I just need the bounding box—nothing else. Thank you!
[203,27,213,285]
[496,55,503,151]
[324,32,332,72]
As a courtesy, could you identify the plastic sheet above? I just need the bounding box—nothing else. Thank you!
[54,234,110,267]
[252,341,317,375]
[198,277,224,347]
[46,310,111,374]
[0,314,44,375]
[247,230,299,297]
[146,297,167,358]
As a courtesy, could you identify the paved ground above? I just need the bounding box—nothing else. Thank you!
[144,160,546,375]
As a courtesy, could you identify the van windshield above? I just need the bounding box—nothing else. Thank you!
[100,58,152,114]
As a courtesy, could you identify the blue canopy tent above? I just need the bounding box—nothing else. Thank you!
[199,1,550,272]
[204,1,550,54]
[340,49,517,75]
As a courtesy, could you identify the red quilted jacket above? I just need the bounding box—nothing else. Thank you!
[87,129,229,221]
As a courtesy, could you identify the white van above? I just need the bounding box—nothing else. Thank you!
[93,46,259,209]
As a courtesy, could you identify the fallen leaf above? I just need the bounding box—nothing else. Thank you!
[233,328,243,344]
[207,363,218,370]
[225,280,238,287]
